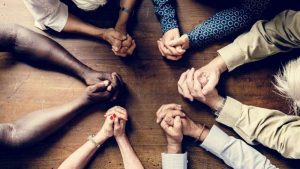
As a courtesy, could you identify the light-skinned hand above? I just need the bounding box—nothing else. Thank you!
[156,104,186,124]
[157,28,185,60]
[161,116,183,153]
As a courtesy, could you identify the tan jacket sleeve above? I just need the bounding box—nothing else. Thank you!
[217,10,300,71]
[216,97,300,159]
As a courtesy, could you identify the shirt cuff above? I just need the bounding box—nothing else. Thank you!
[217,43,245,72]
[161,152,188,169]
[216,97,243,128]
[43,2,68,32]
[200,125,231,159]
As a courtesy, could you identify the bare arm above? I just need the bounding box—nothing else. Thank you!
[115,0,136,35]
[58,115,114,169]
[116,136,144,169]
[0,81,111,148]
[0,24,118,86]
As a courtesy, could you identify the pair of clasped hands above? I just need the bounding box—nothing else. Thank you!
[157,28,190,61]
[103,28,136,57]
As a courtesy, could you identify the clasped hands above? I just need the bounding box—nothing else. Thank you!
[177,64,225,110]
[98,106,129,141]
[157,28,190,61]
[102,28,136,57]
[156,104,207,153]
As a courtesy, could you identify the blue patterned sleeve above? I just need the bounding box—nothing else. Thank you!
[187,0,270,48]
[153,0,179,33]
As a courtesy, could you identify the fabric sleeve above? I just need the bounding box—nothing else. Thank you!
[200,125,277,169]
[161,152,188,169]
[152,0,179,33]
[23,0,69,32]
[187,0,270,48]
[218,10,300,71]
[216,97,300,159]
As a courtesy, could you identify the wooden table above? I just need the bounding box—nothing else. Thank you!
[0,0,299,168]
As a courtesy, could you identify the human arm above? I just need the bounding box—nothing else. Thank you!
[105,106,144,169]
[160,107,277,169]
[0,81,114,147]
[152,0,185,60]
[58,113,115,169]
[215,96,300,159]
[199,125,277,169]
[168,0,270,50]
[192,88,300,159]
[161,116,186,169]
[0,24,125,90]
[23,0,128,55]
[218,10,300,71]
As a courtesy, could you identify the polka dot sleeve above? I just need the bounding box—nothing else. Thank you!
[187,0,270,48]
[153,0,179,33]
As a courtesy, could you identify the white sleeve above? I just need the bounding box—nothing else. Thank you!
[161,152,188,169]
[200,125,277,169]
[23,0,68,32]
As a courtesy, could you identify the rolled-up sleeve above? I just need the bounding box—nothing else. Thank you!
[217,10,300,71]
[161,152,187,169]
[216,97,300,159]
[23,0,68,32]
[200,125,277,169]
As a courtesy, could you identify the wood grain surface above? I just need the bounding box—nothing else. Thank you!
[0,0,300,168]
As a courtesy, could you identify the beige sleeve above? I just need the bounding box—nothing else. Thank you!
[216,97,300,159]
[217,10,300,71]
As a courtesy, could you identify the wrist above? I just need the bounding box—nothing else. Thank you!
[92,28,106,39]
[115,134,128,143]
[190,124,209,142]
[167,143,182,154]
[213,55,228,74]
[207,96,225,111]
[94,131,109,144]
[189,123,202,139]
[115,25,127,35]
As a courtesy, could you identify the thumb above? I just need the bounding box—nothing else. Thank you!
[173,116,182,131]
[168,37,185,47]
[89,80,110,92]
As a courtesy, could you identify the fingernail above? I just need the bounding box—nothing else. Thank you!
[107,85,112,91]
[110,116,113,120]
[113,114,116,118]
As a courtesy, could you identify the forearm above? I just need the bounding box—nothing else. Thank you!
[218,10,300,72]
[115,0,136,34]
[0,95,90,147]
[216,97,300,159]
[116,136,144,169]
[58,132,107,169]
[63,14,106,39]
[187,7,253,48]
[6,24,96,81]
[153,0,178,33]
[187,0,269,48]
[199,125,277,169]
